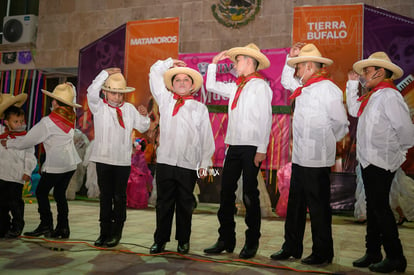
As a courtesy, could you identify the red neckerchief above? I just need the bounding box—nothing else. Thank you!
[172,93,194,116]
[0,127,27,139]
[357,79,397,117]
[49,106,76,133]
[232,72,265,110]
[103,98,125,128]
[289,68,333,100]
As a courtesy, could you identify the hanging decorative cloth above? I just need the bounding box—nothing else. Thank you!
[357,79,397,117]
[232,71,265,110]
[49,106,76,133]
[172,93,194,116]
[103,98,125,128]
[289,68,333,100]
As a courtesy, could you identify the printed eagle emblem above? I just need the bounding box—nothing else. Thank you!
[212,0,262,28]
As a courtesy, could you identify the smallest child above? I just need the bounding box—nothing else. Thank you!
[0,93,37,238]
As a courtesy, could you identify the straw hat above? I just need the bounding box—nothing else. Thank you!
[353,51,403,80]
[163,67,203,93]
[226,43,270,70]
[42,83,81,108]
[287,43,333,67]
[102,73,135,93]
[0,93,28,119]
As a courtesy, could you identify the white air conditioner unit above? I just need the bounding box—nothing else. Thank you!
[2,14,38,45]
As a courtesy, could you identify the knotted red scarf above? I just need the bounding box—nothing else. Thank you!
[357,79,397,117]
[172,93,194,116]
[103,98,125,128]
[0,127,27,139]
[231,72,265,110]
[289,68,333,100]
[49,106,76,133]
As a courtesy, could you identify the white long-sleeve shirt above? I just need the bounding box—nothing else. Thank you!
[0,131,37,184]
[346,80,414,172]
[149,58,215,170]
[281,59,349,167]
[6,117,81,173]
[87,70,150,166]
[206,64,272,153]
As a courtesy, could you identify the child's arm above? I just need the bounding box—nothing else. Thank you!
[346,71,361,118]
[87,70,111,114]
[6,119,48,150]
[280,43,305,92]
[133,105,150,134]
[199,106,215,170]
[23,147,37,181]
[205,63,236,98]
[149,58,174,106]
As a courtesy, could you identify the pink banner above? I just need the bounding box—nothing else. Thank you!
[179,49,291,170]
[180,48,290,106]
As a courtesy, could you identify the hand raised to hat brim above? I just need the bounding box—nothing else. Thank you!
[105,67,122,75]
[289,42,306,58]
[212,51,230,64]
[172,59,187,68]
[348,70,359,81]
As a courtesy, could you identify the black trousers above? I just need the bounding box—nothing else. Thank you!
[154,163,197,244]
[217,145,261,246]
[0,179,24,232]
[96,163,130,226]
[282,164,333,259]
[362,164,404,259]
[37,171,75,228]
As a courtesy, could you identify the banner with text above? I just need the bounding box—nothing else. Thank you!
[124,18,179,107]
[293,4,364,91]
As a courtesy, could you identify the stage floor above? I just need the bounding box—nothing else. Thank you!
[0,200,413,274]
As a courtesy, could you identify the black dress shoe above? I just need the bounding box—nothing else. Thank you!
[369,257,407,273]
[150,242,166,254]
[352,253,382,267]
[24,225,52,237]
[204,240,235,254]
[270,249,301,260]
[301,253,332,265]
[94,235,107,247]
[397,217,408,226]
[239,243,258,259]
[5,229,22,238]
[106,235,121,247]
[106,237,120,247]
[51,228,70,239]
[177,242,190,254]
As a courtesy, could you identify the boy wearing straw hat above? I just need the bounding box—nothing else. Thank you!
[347,52,414,273]
[0,93,37,238]
[148,58,214,254]
[2,83,82,239]
[270,43,349,265]
[204,43,272,259]
[87,68,150,248]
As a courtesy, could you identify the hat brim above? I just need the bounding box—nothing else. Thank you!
[0,93,28,119]
[353,59,404,80]
[101,86,135,93]
[287,56,333,67]
[42,90,82,108]
[163,67,203,93]
[226,47,270,70]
